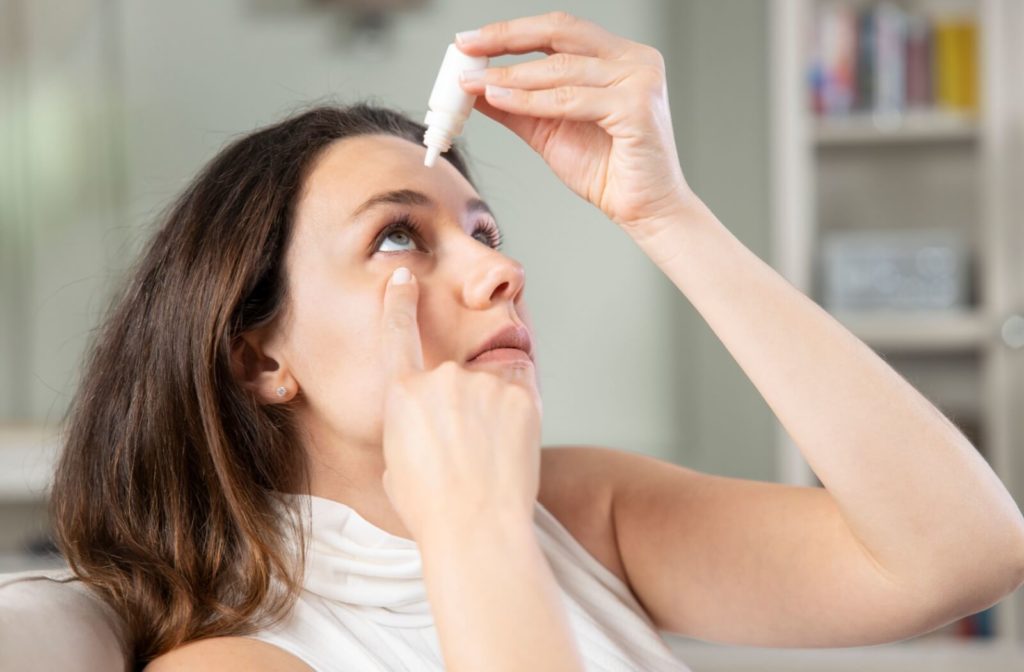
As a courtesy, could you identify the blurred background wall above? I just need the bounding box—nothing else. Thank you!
[0,0,777,477]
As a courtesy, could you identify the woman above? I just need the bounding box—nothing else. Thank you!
[51,11,1024,672]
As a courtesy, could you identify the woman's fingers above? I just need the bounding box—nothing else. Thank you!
[455,11,633,60]
[480,84,616,124]
[459,53,630,95]
[381,266,424,386]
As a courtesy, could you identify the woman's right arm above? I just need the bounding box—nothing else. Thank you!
[378,267,583,670]
[418,506,585,672]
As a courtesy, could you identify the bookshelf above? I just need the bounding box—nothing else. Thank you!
[771,0,1024,659]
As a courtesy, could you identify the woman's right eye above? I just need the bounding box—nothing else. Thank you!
[374,217,423,254]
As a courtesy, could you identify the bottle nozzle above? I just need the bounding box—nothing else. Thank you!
[424,145,442,167]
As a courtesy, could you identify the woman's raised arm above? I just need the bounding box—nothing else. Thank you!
[456,9,1024,636]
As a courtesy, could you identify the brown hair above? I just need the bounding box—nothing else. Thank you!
[48,102,477,669]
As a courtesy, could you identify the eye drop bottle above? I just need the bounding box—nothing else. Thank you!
[423,43,489,167]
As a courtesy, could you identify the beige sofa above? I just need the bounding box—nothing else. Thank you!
[0,568,128,671]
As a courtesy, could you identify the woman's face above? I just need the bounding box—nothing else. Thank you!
[268,133,539,454]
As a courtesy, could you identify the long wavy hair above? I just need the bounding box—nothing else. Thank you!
[48,102,477,670]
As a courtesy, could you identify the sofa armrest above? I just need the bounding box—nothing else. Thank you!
[0,567,128,672]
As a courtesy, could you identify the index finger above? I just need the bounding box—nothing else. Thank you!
[455,11,632,60]
[381,266,424,383]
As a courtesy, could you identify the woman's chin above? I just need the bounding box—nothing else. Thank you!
[471,358,540,399]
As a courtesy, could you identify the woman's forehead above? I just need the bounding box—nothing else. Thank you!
[301,133,477,217]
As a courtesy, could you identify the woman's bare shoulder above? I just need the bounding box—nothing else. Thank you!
[537,444,631,587]
[143,636,315,672]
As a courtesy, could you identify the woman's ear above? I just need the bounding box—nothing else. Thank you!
[230,330,297,403]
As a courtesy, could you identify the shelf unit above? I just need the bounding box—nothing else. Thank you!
[771,0,1024,659]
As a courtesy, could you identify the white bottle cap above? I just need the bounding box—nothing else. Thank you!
[423,43,488,167]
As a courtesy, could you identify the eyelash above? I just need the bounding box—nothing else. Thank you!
[373,215,504,254]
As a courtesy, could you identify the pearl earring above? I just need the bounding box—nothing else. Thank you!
[276,386,287,397]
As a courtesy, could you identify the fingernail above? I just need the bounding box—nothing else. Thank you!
[486,84,511,98]
[391,266,411,285]
[460,68,486,82]
[455,29,480,44]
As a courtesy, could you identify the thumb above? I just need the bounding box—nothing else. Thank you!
[381,266,424,385]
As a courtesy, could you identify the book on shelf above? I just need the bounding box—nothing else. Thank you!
[808,1,978,120]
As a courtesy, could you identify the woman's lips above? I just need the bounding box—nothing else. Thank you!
[467,348,533,364]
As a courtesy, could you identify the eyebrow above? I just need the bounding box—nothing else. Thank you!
[350,188,495,221]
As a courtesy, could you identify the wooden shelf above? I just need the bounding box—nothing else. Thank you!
[814,110,980,146]
[831,309,991,351]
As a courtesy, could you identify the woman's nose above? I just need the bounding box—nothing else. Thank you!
[462,254,526,310]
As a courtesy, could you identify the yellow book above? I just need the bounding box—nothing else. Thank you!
[959,20,978,112]
[934,18,979,113]
[934,21,958,109]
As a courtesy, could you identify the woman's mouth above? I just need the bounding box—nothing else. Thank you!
[466,348,534,365]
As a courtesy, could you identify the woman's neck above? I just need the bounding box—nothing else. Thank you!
[305,438,415,541]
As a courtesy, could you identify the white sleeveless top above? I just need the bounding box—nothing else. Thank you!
[244,492,691,671]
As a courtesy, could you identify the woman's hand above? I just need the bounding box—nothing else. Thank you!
[378,267,542,542]
[455,11,698,235]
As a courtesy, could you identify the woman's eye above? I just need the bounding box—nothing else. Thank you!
[373,216,504,254]
[474,220,504,250]
[376,221,421,254]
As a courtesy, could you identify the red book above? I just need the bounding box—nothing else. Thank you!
[905,13,931,108]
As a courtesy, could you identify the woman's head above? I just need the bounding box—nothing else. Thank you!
[50,102,533,667]
[238,130,538,497]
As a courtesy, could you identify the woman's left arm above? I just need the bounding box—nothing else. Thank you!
[458,10,1024,616]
